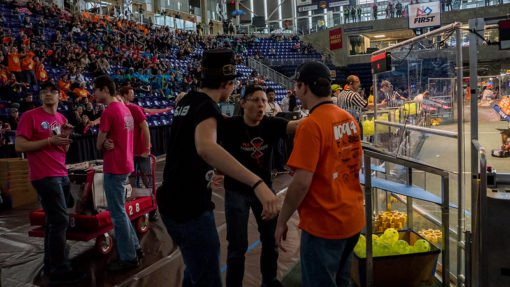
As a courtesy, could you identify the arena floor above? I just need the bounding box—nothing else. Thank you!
[0,162,300,287]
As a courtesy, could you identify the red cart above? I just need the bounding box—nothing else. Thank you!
[28,155,158,255]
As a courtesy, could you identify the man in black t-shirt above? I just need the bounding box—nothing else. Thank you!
[219,85,301,287]
[156,49,280,287]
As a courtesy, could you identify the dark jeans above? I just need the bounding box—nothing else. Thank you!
[225,189,278,287]
[31,176,72,275]
[134,156,152,188]
[300,230,360,287]
[24,70,38,87]
[161,210,222,287]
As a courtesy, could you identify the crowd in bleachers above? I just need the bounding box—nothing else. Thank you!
[0,0,319,147]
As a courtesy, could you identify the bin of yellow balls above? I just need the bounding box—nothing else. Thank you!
[351,228,440,287]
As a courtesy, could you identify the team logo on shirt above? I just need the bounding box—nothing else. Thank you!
[240,137,269,168]
[41,121,50,130]
[124,116,134,130]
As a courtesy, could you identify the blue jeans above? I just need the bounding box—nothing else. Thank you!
[161,210,222,287]
[134,156,152,188]
[225,189,278,287]
[31,176,72,275]
[300,230,360,287]
[103,173,140,261]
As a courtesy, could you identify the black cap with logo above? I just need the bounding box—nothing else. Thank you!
[201,48,242,81]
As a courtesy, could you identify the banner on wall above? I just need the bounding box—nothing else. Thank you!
[297,0,350,12]
[329,27,342,50]
[297,0,312,6]
[408,2,441,29]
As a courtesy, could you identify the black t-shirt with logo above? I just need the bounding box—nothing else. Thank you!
[156,91,223,223]
[219,116,288,192]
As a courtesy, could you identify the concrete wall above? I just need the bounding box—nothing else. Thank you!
[302,3,510,70]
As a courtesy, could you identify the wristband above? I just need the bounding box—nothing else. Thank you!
[251,179,264,191]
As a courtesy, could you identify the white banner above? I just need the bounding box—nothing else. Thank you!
[408,2,441,29]
[297,0,312,6]
[329,1,350,8]
[298,5,318,12]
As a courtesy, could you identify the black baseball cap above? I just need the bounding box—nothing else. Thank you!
[201,48,242,81]
[293,61,331,85]
[40,81,59,92]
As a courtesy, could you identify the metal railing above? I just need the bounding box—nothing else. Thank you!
[362,145,451,287]
[247,58,294,90]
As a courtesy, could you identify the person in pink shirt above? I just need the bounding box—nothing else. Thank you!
[118,86,151,187]
[15,82,85,285]
[94,75,141,272]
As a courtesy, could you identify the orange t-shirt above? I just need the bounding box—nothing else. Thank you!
[287,104,365,239]
[0,69,8,82]
[36,68,47,82]
[8,53,22,72]
[73,88,90,98]
[59,91,68,101]
[58,80,71,92]
[22,57,35,71]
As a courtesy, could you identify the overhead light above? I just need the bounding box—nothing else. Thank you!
[374,35,385,38]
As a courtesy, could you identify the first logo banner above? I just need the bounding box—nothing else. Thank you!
[408,2,441,29]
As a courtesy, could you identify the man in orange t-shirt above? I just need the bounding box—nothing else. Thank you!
[22,52,37,86]
[36,62,48,83]
[275,62,365,287]
[72,82,91,99]
[8,47,23,81]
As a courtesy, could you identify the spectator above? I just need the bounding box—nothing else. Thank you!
[351,6,356,22]
[8,107,19,130]
[75,114,91,134]
[20,93,36,113]
[373,3,378,20]
[72,82,91,100]
[35,61,48,83]
[446,0,453,11]
[8,46,23,82]
[396,1,403,17]
[275,62,365,287]
[84,102,96,121]
[264,88,282,116]
[344,6,350,23]
[281,90,297,112]
[22,52,37,87]
[357,7,362,22]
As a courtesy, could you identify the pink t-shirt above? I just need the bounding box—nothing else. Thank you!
[99,102,134,174]
[16,107,68,181]
[126,103,150,156]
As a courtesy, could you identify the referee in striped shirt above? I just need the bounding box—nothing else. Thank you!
[337,75,374,117]
[337,75,374,138]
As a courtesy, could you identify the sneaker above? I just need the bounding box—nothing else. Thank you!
[262,279,284,287]
[49,270,86,286]
[136,248,145,259]
[107,258,139,272]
